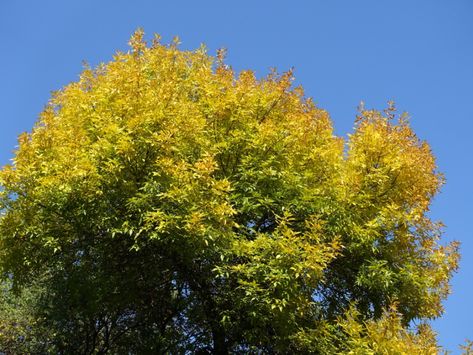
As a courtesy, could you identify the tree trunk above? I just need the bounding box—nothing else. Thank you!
[212,325,228,355]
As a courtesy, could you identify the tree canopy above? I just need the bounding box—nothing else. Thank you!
[0,30,459,354]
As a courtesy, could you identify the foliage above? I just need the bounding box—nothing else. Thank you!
[0,30,459,353]
[460,340,473,355]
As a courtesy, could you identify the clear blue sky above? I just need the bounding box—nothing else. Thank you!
[1,1,471,351]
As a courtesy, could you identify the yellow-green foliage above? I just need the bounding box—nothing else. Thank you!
[0,30,459,353]
[338,305,441,355]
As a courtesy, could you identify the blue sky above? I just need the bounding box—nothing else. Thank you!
[1,0,471,351]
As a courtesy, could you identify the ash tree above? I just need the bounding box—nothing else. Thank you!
[0,30,459,354]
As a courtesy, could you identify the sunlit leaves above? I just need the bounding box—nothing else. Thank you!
[0,30,458,353]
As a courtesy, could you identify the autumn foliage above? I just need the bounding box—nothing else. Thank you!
[0,30,459,353]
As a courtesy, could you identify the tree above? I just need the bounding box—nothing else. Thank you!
[0,29,459,353]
